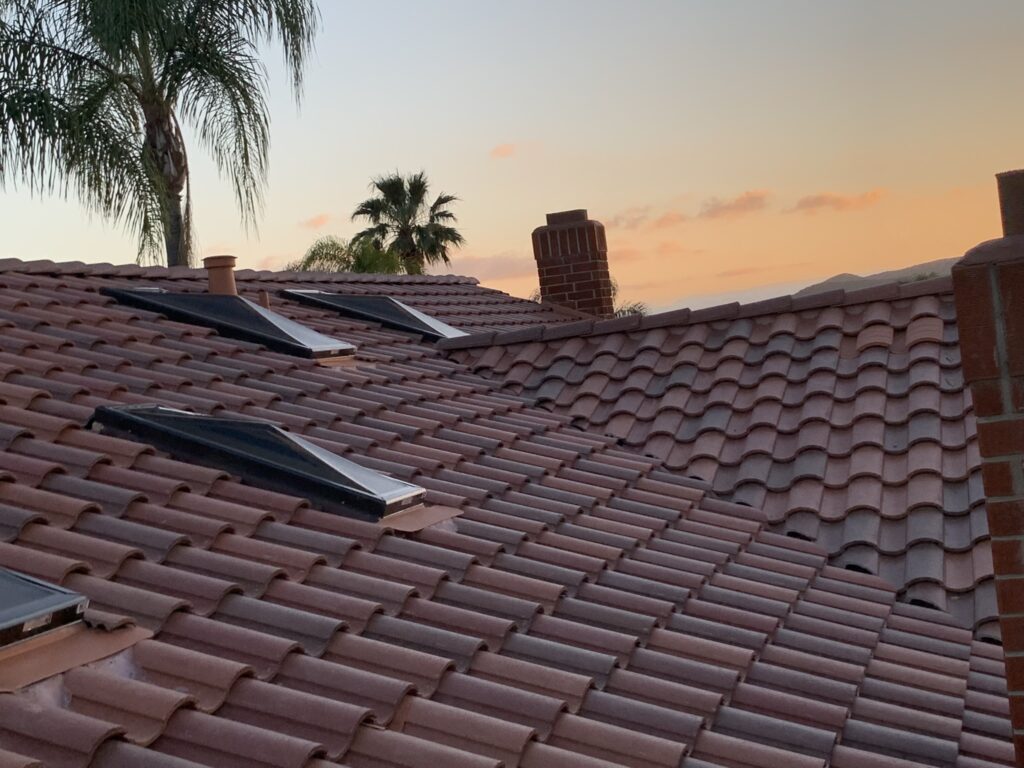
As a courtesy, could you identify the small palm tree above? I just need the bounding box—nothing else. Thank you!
[529,278,647,317]
[351,171,464,275]
[0,0,318,267]
[287,235,403,274]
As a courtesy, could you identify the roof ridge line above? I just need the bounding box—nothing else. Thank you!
[438,275,955,350]
[0,257,482,285]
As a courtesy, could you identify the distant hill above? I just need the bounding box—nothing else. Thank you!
[795,257,958,297]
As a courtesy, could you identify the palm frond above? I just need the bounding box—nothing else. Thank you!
[0,0,317,266]
[371,173,408,212]
[351,196,388,224]
[351,223,390,251]
[349,171,465,274]
[291,234,403,274]
[0,6,164,259]
[171,27,269,230]
[429,192,458,215]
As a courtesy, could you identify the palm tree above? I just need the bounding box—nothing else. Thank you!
[529,278,648,317]
[0,0,318,267]
[286,235,403,274]
[351,171,464,275]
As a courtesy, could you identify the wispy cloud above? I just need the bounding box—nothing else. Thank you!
[490,143,516,159]
[606,206,652,229]
[698,190,770,220]
[789,189,885,214]
[651,211,689,229]
[654,240,705,257]
[255,253,289,270]
[299,213,330,230]
[448,252,536,280]
[715,266,768,278]
[714,261,810,279]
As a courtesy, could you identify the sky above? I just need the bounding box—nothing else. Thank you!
[1,0,1022,311]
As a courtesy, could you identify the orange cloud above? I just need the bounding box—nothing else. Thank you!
[490,143,516,159]
[447,252,536,280]
[713,261,811,279]
[299,213,330,229]
[651,211,689,229]
[715,266,766,278]
[699,190,770,220]
[789,189,885,214]
[606,206,652,229]
[654,240,705,257]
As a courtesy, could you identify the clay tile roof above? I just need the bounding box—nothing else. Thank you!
[0,260,1009,767]
[448,278,1000,639]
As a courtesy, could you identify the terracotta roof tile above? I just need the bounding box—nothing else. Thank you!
[433,669,568,736]
[64,666,193,746]
[157,612,298,679]
[0,695,124,768]
[0,748,42,768]
[323,632,452,696]
[150,708,323,768]
[212,593,344,655]
[0,539,87,583]
[449,281,999,637]
[344,726,501,768]
[391,695,535,767]
[273,653,412,725]
[0,262,1007,767]
[218,677,371,759]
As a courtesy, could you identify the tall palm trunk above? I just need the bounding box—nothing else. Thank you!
[144,104,189,267]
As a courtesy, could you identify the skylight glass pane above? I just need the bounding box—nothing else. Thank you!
[396,301,469,339]
[288,434,425,507]
[90,405,425,521]
[282,291,468,341]
[0,569,87,647]
[102,289,355,359]
[241,298,354,354]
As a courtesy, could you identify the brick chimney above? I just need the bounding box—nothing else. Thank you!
[951,169,1024,762]
[204,255,237,296]
[532,210,615,319]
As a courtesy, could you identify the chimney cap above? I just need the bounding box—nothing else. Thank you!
[996,169,1024,237]
[545,210,589,227]
[203,254,237,269]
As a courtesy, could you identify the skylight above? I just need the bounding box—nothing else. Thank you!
[282,291,469,341]
[102,288,355,359]
[0,569,87,649]
[89,405,426,521]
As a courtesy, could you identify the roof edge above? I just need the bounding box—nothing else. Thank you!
[0,258,482,286]
[438,275,954,350]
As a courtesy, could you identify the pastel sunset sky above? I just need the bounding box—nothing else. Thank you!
[1,0,1022,311]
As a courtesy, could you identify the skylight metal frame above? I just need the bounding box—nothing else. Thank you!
[101,288,355,359]
[282,291,469,341]
[0,569,87,649]
[89,405,425,521]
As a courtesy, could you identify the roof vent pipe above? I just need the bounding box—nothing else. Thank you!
[997,169,1024,237]
[204,255,238,296]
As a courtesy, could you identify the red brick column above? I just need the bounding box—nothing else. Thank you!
[532,209,615,319]
[952,169,1024,763]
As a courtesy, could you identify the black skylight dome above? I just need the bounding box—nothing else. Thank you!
[282,291,468,342]
[102,289,355,359]
[89,405,425,521]
[0,569,87,649]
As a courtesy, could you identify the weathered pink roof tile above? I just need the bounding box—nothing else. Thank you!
[0,261,1007,767]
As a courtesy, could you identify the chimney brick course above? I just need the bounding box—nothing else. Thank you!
[533,210,615,319]
[952,170,1024,765]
